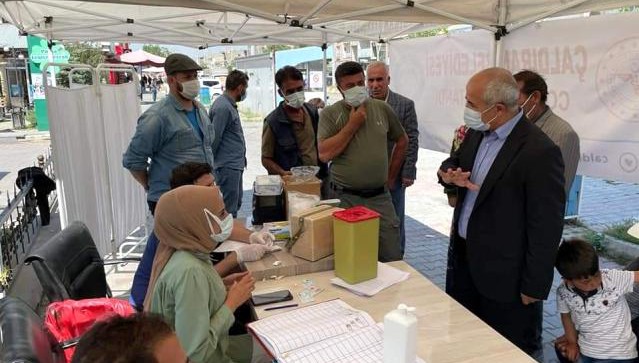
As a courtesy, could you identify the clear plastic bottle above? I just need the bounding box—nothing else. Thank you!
[383,303,417,363]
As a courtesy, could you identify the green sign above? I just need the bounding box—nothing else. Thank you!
[28,39,70,71]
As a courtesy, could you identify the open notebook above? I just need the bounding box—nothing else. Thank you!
[247,299,424,363]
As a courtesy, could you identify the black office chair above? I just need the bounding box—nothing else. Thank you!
[25,221,140,302]
[0,296,65,363]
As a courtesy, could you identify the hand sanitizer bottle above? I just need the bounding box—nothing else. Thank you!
[383,303,417,363]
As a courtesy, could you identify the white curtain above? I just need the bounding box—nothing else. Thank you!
[97,81,146,246]
[45,65,145,256]
[46,84,114,253]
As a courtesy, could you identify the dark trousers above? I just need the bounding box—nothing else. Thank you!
[389,178,406,256]
[147,201,157,215]
[447,234,543,357]
[36,193,51,226]
[215,167,244,218]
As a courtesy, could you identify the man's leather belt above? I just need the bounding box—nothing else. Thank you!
[330,182,385,198]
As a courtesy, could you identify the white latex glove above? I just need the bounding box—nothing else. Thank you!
[249,230,275,247]
[236,244,269,263]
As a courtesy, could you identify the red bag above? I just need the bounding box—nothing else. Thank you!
[44,298,135,362]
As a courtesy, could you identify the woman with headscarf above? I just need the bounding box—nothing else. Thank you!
[144,185,258,363]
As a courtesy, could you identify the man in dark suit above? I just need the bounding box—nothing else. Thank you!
[438,67,565,357]
[367,61,419,256]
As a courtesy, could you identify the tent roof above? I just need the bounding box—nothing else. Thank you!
[117,49,164,66]
[1,1,637,48]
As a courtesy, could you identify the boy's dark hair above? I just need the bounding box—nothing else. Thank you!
[225,69,249,90]
[555,238,600,280]
[275,66,304,88]
[170,162,212,189]
[513,69,548,103]
[334,61,364,87]
[71,313,174,363]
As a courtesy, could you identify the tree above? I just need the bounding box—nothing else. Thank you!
[261,45,296,54]
[143,44,171,58]
[55,42,105,87]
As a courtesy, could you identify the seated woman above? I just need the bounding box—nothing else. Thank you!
[144,185,262,363]
[130,162,273,310]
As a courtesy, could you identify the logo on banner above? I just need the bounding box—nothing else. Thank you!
[596,37,639,123]
[619,152,638,173]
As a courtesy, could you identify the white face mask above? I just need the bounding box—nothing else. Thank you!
[284,90,305,109]
[463,104,497,132]
[342,86,368,107]
[204,208,233,243]
[179,79,200,100]
[520,94,537,119]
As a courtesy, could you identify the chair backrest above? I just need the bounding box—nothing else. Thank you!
[0,296,64,363]
[25,221,110,302]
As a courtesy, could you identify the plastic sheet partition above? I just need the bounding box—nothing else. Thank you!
[45,83,114,254]
[96,80,146,247]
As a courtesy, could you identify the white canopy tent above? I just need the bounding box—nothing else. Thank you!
[1,1,637,50]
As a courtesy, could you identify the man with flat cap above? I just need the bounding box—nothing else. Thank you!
[124,53,215,214]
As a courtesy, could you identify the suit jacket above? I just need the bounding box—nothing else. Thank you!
[387,90,419,180]
[534,107,580,194]
[440,116,565,302]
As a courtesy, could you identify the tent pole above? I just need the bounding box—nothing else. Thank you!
[228,15,251,40]
[1,2,23,30]
[198,0,285,23]
[307,4,404,25]
[29,21,124,35]
[493,0,508,67]
[299,0,333,25]
[322,33,328,103]
[18,2,37,25]
[411,2,497,32]
[317,26,381,42]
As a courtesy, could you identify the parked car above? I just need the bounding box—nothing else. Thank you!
[199,77,223,97]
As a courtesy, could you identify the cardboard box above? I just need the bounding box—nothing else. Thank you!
[289,205,344,261]
[283,175,322,214]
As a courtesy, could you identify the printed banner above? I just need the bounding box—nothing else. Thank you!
[390,12,639,183]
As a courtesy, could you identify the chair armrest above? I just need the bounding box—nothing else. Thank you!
[103,257,141,266]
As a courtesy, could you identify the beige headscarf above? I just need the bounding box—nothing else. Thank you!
[143,185,226,311]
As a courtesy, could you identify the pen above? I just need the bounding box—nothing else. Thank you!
[264,303,299,311]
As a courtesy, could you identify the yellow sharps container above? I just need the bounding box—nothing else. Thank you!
[333,206,380,284]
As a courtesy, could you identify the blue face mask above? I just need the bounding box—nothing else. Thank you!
[463,104,497,131]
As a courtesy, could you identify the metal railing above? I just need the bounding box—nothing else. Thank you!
[0,151,56,291]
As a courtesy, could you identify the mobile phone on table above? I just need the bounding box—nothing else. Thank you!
[251,289,293,306]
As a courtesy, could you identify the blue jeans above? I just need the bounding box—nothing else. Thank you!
[215,167,243,217]
[390,178,406,256]
[580,356,637,363]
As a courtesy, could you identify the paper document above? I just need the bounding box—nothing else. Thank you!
[213,240,281,253]
[330,263,410,297]
[248,299,424,363]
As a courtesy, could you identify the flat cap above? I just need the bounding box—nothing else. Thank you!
[164,53,202,75]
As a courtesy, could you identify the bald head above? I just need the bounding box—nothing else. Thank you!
[469,67,519,110]
[465,67,520,130]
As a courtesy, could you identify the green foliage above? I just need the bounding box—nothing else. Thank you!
[603,219,639,245]
[65,42,105,67]
[583,230,606,252]
[24,108,36,128]
[262,45,296,54]
[407,27,448,39]
[143,44,171,58]
[54,42,104,88]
